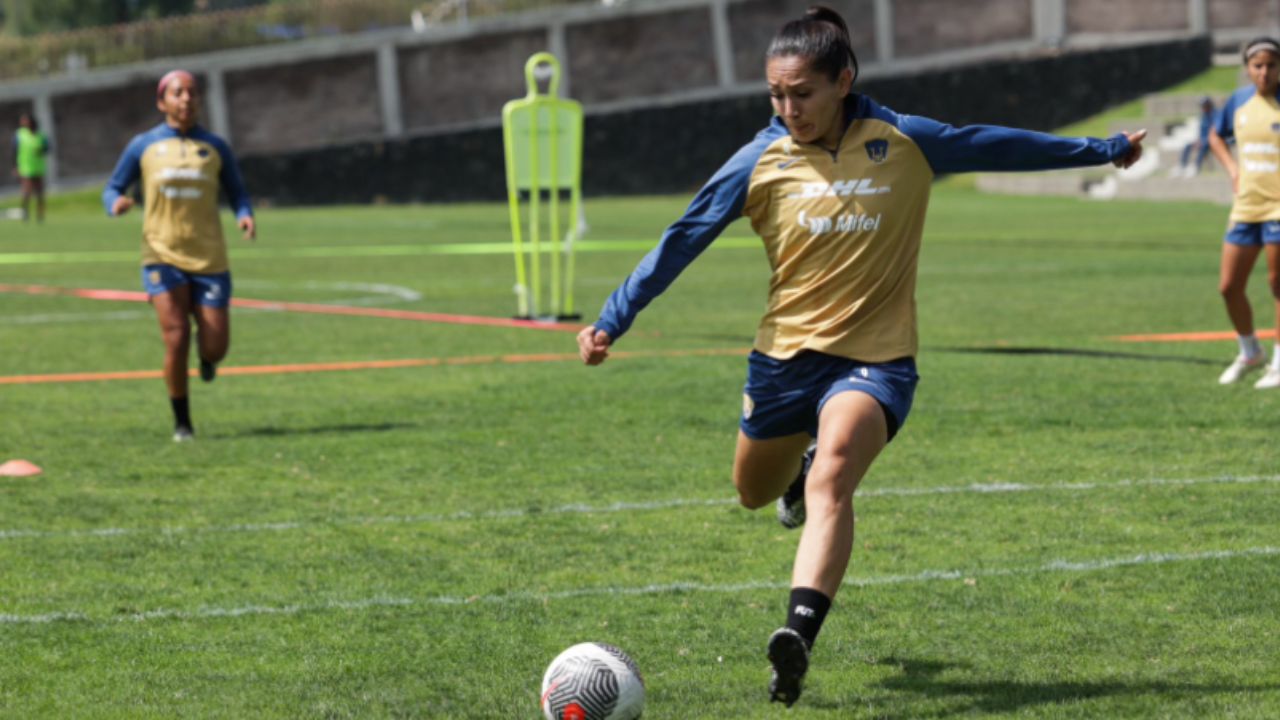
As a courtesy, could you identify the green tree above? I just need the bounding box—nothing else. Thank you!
[0,0,203,37]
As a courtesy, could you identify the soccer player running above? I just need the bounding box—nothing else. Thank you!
[102,70,256,442]
[13,111,50,222]
[576,5,1144,707]
[1208,37,1280,389]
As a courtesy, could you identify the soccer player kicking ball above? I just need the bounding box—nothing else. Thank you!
[1208,37,1280,389]
[103,70,256,441]
[578,4,1145,707]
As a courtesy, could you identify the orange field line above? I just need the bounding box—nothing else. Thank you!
[0,283,582,332]
[0,348,749,385]
[1111,329,1278,343]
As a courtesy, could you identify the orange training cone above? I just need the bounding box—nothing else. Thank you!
[0,459,42,477]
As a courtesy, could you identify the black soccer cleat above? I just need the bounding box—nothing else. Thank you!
[776,444,815,529]
[172,425,195,443]
[199,357,217,383]
[767,627,809,707]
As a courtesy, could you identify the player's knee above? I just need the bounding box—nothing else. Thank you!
[203,336,230,362]
[804,458,857,511]
[1267,272,1280,300]
[734,483,773,510]
[160,322,190,347]
[1219,278,1246,298]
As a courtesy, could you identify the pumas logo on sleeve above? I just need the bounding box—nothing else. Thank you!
[864,139,889,163]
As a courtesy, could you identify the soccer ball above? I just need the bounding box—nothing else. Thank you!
[540,642,645,720]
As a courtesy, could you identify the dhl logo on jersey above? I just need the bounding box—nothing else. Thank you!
[786,178,891,199]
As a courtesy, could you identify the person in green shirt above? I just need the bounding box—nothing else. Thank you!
[13,111,50,222]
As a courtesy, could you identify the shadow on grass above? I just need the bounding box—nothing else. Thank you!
[807,656,1280,716]
[934,345,1222,366]
[227,422,417,438]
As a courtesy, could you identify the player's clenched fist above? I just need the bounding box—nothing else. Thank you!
[577,326,612,365]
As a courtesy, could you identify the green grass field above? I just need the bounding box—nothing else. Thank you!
[2,177,1278,719]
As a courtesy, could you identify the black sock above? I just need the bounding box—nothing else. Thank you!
[171,396,192,430]
[785,587,832,650]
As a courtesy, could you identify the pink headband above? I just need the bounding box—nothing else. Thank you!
[157,70,195,99]
[1244,40,1280,62]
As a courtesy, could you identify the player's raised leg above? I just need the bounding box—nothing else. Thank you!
[151,285,195,440]
[732,431,811,510]
[193,303,230,383]
[188,271,232,383]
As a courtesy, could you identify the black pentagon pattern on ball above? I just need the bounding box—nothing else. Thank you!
[544,654,619,720]
[595,643,645,687]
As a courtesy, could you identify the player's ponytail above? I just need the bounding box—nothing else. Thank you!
[766,4,860,85]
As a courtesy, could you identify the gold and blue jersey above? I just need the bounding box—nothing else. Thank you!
[102,123,253,274]
[1214,86,1280,223]
[594,94,1131,362]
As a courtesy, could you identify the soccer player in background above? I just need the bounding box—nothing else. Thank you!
[13,111,50,222]
[576,5,1145,706]
[1208,37,1280,390]
[1174,96,1215,178]
[102,70,256,442]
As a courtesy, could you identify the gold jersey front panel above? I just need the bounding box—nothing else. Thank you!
[138,136,229,273]
[1226,90,1280,223]
[744,121,932,362]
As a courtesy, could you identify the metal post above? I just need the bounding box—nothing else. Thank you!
[709,0,735,88]
[873,0,894,63]
[206,68,232,142]
[377,42,404,138]
[1033,0,1066,48]
[1188,0,1207,35]
[32,93,57,186]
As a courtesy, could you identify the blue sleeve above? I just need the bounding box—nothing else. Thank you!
[593,130,778,341]
[1213,92,1238,141]
[210,136,253,220]
[102,136,146,216]
[896,114,1131,174]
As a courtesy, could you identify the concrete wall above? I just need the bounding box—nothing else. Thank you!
[399,29,546,131]
[0,0,1270,197]
[52,80,171,179]
[894,0,1034,57]
[1067,0,1192,34]
[1209,0,1279,36]
[567,8,719,103]
[227,56,382,155]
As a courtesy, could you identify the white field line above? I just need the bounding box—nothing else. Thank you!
[2,545,1277,626]
[2,474,1278,543]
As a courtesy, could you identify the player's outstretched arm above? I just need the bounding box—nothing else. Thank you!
[1112,129,1147,169]
[577,326,612,366]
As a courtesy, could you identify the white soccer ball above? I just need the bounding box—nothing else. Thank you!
[540,642,645,720]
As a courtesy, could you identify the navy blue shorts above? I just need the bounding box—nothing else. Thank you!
[1225,221,1280,246]
[141,264,232,308]
[740,350,919,442]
